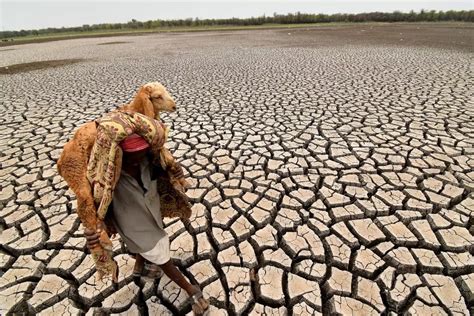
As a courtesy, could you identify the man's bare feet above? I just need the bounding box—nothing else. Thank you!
[158,260,210,315]
[188,285,210,316]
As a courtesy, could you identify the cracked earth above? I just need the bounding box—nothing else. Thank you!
[0,24,473,315]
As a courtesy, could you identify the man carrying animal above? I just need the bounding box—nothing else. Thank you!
[57,83,209,315]
[85,132,209,315]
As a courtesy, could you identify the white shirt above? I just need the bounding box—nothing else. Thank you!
[111,156,168,254]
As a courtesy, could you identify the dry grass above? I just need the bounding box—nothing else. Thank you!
[0,59,84,75]
[97,41,129,45]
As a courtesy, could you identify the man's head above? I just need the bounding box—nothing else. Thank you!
[120,134,150,166]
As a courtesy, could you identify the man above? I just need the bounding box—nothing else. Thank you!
[85,133,209,315]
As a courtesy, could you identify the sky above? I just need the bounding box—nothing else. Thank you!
[0,0,472,31]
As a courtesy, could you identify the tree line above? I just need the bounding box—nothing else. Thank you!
[1,10,472,39]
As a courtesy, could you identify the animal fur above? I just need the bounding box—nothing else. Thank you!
[118,82,176,120]
[57,82,186,231]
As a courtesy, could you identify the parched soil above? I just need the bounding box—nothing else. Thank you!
[272,23,474,51]
[1,22,473,51]
[0,23,473,315]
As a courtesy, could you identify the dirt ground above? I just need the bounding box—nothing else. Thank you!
[0,59,84,75]
[1,23,471,75]
[1,23,472,52]
[271,23,474,51]
[0,21,473,315]
[97,41,130,46]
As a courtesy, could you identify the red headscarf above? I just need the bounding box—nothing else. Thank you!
[119,133,150,152]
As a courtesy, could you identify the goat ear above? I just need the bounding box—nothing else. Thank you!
[144,85,153,95]
[134,86,155,119]
[142,95,155,119]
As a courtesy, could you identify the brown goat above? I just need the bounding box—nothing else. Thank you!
[57,82,182,231]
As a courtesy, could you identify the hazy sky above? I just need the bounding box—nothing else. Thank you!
[1,0,472,31]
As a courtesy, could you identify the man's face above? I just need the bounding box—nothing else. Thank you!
[123,149,149,167]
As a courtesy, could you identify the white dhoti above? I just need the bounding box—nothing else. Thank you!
[140,235,171,265]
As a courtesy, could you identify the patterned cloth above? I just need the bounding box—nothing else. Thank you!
[57,108,192,283]
[85,110,180,282]
[87,110,167,220]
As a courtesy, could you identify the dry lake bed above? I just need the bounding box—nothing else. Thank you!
[0,24,473,315]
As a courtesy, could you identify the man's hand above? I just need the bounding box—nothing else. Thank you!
[171,162,185,179]
[84,221,108,262]
[84,227,100,249]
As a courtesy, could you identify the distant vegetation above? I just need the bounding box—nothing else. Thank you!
[1,10,473,39]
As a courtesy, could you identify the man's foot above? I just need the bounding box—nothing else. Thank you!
[187,285,210,316]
